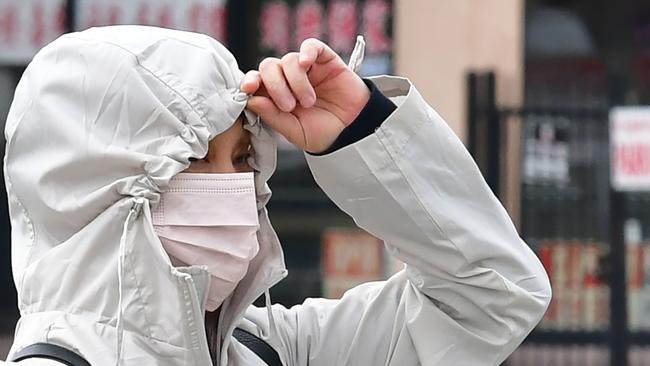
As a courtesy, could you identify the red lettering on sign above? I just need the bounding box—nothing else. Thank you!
[85,3,100,28]
[323,232,382,277]
[295,0,323,48]
[187,4,226,41]
[188,4,203,32]
[259,1,290,54]
[157,5,172,28]
[363,0,390,54]
[209,5,226,42]
[108,5,121,25]
[328,0,357,53]
[615,119,650,133]
[0,4,17,44]
[615,144,650,176]
[53,3,66,35]
[137,3,150,25]
[32,3,45,47]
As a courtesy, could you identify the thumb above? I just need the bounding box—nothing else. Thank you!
[247,96,307,149]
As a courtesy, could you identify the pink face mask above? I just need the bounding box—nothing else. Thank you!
[152,172,260,311]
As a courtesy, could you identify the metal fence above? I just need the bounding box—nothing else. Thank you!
[467,71,650,365]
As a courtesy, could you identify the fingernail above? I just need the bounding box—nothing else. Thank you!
[282,97,295,111]
[302,94,315,107]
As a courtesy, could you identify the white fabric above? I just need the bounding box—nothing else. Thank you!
[4,25,551,366]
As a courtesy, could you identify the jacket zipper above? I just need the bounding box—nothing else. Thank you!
[183,274,213,365]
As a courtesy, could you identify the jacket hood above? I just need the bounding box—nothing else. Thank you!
[4,25,286,364]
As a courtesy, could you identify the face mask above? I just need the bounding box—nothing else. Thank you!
[152,172,260,311]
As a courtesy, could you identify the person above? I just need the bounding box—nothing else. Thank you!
[2,25,551,365]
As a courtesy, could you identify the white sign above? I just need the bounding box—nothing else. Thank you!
[74,0,227,42]
[0,0,67,64]
[523,117,571,186]
[610,107,650,191]
[322,228,383,298]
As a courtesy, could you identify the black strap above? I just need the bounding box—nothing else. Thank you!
[233,328,283,366]
[10,343,91,366]
[11,330,282,366]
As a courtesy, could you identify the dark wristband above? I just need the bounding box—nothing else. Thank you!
[311,78,397,156]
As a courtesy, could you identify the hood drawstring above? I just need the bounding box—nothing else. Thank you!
[116,198,144,365]
[264,289,278,338]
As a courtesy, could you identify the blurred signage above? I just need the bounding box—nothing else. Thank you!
[322,228,383,298]
[536,240,609,331]
[610,107,650,191]
[0,0,67,64]
[257,0,392,76]
[257,0,393,154]
[523,117,570,186]
[74,0,227,42]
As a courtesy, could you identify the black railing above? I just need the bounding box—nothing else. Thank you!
[468,71,637,365]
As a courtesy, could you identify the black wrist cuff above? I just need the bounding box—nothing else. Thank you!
[311,78,397,156]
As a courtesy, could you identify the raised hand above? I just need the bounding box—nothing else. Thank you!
[241,38,370,154]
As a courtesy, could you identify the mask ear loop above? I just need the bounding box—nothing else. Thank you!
[264,288,282,350]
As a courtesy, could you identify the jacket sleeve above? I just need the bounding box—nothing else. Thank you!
[243,76,552,366]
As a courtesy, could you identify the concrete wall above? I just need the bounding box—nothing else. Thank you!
[393,0,525,225]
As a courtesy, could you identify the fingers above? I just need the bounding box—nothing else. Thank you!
[299,38,339,68]
[240,70,261,94]
[259,57,296,112]
[281,53,316,108]
[251,39,340,113]
[246,95,307,149]
[256,53,317,111]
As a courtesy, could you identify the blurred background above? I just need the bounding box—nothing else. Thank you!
[0,0,650,365]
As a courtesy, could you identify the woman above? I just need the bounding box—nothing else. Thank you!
[3,26,550,365]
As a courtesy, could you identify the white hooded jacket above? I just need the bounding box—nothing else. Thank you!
[3,26,551,365]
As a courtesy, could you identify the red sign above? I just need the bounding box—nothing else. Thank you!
[75,0,227,42]
[322,228,383,298]
[362,0,390,54]
[259,0,392,59]
[610,107,650,191]
[259,1,291,54]
[328,0,357,53]
[295,1,323,49]
[0,0,66,64]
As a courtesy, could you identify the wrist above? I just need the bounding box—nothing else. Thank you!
[345,76,371,125]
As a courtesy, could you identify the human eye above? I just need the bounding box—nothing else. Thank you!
[233,144,254,166]
[233,152,251,166]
